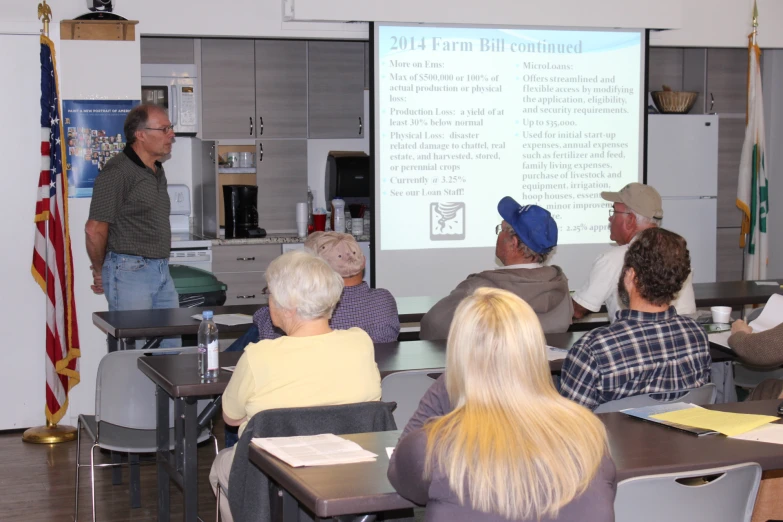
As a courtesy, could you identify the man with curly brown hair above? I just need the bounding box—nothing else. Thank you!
[559,227,712,411]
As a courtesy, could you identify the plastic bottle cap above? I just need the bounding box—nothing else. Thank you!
[203,310,213,320]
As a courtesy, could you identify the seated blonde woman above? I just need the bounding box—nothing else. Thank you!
[388,288,616,522]
[209,250,382,522]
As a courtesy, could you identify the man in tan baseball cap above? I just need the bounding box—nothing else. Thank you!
[304,231,365,278]
[571,182,696,322]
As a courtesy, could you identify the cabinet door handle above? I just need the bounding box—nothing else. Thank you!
[236,256,256,261]
[259,116,264,136]
[358,117,363,135]
[249,116,254,136]
[209,145,214,161]
[237,295,256,299]
[258,142,264,162]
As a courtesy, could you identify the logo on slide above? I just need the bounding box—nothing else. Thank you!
[430,202,466,241]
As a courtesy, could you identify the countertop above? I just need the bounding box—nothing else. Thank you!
[211,233,370,246]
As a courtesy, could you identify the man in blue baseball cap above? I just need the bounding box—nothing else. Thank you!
[420,197,573,340]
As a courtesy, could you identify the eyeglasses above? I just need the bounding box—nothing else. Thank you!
[144,125,175,133]
[609,208,632,218]
[495,224,511,235]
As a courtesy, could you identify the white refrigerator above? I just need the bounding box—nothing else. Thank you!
[647,114,719,283]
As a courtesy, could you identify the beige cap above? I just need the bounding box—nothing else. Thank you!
[601,183,663,220]
[303,231,365,278]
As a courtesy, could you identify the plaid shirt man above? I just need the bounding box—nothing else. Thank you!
[560,306,711,410]
[254,282,400,343]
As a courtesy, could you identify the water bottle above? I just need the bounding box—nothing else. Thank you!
[198,310,219,380]
[332,198,345,233]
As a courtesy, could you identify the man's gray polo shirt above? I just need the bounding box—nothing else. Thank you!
[88,146,171,259]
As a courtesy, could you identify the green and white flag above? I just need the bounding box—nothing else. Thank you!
[737,33,769,280]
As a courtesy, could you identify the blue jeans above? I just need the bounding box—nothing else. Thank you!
[103,252,181,348]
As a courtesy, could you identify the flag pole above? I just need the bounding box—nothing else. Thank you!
[23,0,78,445]
[741,2,758,280]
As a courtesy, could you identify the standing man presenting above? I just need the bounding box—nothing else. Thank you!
[85,104,180,347]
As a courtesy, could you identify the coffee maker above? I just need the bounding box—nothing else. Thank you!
[223,185,265,238]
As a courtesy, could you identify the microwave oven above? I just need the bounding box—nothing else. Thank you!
[141,64,198,135]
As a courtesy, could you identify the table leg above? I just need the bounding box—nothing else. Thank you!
[156,386,171,522]
[282,489,299,522]
[175,397,200,522]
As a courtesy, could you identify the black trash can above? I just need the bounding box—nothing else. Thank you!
[169,265,227,308]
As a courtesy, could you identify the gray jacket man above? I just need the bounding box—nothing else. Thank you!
[419,197,572,340]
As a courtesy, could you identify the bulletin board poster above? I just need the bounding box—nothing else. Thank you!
[63,99,139,198]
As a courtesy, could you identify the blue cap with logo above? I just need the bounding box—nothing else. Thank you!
[497,197,558,254]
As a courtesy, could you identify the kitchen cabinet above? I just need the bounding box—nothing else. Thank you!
[307,41,365,138]
[201,39,309,139]
[140,37,195,64]
[201,39,256,139]
[256,140,308,231]
[255,40,308,138]
[212,244,282,306]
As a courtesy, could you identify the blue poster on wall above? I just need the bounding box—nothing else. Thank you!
[62,99,139,198]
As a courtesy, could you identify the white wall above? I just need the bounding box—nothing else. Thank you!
[288,0,783,48]
[289,0,682,32]
[0,34,49,429]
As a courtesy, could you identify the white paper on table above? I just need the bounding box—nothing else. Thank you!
[252,434,378,467]
[749,294,783,333]
[730,423,783,444]
[386,447,395,459]
[754,281,781,286]
[191,313,254,326]
[547,345,568,361]
[708,331,732,350]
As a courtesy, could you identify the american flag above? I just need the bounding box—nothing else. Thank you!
[32,36,80,425]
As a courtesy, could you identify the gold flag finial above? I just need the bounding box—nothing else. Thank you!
[752,0,759,27]
[38,0,52,37]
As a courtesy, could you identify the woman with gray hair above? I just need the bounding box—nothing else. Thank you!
[209,250,382,522]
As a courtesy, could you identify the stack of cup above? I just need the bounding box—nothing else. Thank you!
[296,202,309,237]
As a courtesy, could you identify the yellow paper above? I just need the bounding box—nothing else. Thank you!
[651,408,780,437]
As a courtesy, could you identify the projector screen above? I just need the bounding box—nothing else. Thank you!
[372,23,647,297]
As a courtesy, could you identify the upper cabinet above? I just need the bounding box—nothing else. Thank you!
[201,39,309,140]
[200,38,366,140]
[140,37,195,64]
[307,41,365,139]
[201,39,257,139]
[255,40,308,139]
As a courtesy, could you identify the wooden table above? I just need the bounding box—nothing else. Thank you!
[249,400,783,521]
[137,333,735,522]
[94,280,781,349]
[137,356,235,522]
[395,280,782,323]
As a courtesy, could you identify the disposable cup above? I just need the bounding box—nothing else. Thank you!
[711,306,732,324]
[313,213,326,231]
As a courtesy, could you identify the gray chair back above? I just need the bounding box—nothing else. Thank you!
[615,462,761,522]
[382,369,444,429]
[95,347,202,429]
[594,383,717,413]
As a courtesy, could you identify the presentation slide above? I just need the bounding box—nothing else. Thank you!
[376,25,644,252]
[373,23,647,297]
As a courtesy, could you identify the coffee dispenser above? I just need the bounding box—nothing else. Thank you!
[223,185,265,238]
